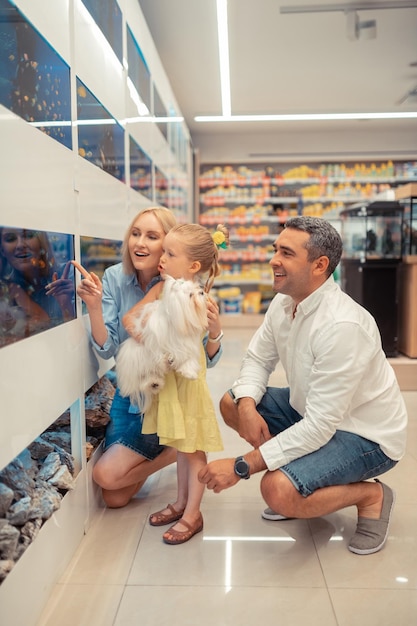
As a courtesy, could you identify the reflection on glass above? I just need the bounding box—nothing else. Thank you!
[153,83,168,141]
[76,78,125,182]
[155,166,169,209]
[0,227,75,347]
[167,171,189,218]
[127,26,151,113]
[129,136,152,198]
[81,0,123,63]
[0,0,72,149]
[80,236,122,280]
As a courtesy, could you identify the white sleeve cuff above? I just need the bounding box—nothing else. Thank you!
[259,437,284,471]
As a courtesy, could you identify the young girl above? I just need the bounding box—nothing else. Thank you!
[123,223,228,544]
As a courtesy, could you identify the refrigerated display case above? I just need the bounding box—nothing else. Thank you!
[340,201,403,357]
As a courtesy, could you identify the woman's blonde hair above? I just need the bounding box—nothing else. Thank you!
[168,223,229,293]
[122,207,177,274]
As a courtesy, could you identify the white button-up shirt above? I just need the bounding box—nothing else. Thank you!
[232,276,407,470]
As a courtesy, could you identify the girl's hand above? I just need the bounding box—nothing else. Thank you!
[206,295,221,338]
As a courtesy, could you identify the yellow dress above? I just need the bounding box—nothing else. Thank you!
[142,343,224,453]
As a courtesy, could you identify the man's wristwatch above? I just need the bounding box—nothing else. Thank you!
[234,456,250,480]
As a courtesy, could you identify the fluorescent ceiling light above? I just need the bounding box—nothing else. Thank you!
[280,1,417,14]
[126,116,184,123]
[216,0,231,116]
[29,120,72,127]
[195,112,417,122]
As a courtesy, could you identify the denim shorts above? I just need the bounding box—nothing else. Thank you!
[233,387,397,497]
[104,388,166,460]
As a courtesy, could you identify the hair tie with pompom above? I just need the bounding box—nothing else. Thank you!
[212,225,228,249]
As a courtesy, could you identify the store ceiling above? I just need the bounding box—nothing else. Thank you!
[138,0,417,147]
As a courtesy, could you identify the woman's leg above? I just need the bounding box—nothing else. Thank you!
[94,388,177,508]
[93,444,177,508]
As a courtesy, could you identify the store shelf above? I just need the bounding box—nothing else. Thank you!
[199,160,417,310]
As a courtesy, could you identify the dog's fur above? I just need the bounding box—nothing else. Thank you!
[116,275,208,413]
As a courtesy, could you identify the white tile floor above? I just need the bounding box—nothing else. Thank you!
[37,328,417,626]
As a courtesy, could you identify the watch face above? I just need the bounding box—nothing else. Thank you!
[235,457,249,479]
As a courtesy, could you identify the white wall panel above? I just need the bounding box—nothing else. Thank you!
[127,187,157,221]
[0,105,76,234]
[0,321,85,467]
[76,156,129,240]
[0,474,89,626]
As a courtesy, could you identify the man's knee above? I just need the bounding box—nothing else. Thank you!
[261,470,298,512]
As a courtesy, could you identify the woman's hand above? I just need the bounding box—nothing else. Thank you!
[71,261,102,311]
[45,261,75,321]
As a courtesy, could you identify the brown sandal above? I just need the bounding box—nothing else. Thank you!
[163,514,204,545]
[149,504,185,527]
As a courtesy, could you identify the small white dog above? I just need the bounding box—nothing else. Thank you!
[116,275,208,413]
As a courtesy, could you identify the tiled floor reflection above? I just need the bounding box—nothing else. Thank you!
[37,328,417,626]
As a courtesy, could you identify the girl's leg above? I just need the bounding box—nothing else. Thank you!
[149,450,189,523]
[163,450,206,541]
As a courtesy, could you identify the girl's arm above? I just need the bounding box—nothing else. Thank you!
[205,295,223,359]
[122,281,164,338]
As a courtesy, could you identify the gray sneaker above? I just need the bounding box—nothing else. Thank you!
[261,507,289,521]
[348,480,396,555]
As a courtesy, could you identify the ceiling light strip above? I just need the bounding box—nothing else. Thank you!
[216,0,231,117]
[280,1,417,14]
[195,112,417,122]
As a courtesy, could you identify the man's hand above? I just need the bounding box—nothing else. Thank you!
[198,459,239,493]
[237,398,272,449]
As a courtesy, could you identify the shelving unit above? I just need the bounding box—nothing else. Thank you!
[199,161,417,312]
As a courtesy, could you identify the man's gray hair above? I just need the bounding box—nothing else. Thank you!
[284,216,343,276]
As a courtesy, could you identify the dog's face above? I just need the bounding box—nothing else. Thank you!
[163,276,208,334]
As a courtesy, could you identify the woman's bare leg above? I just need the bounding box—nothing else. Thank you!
[93,444,177,508]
